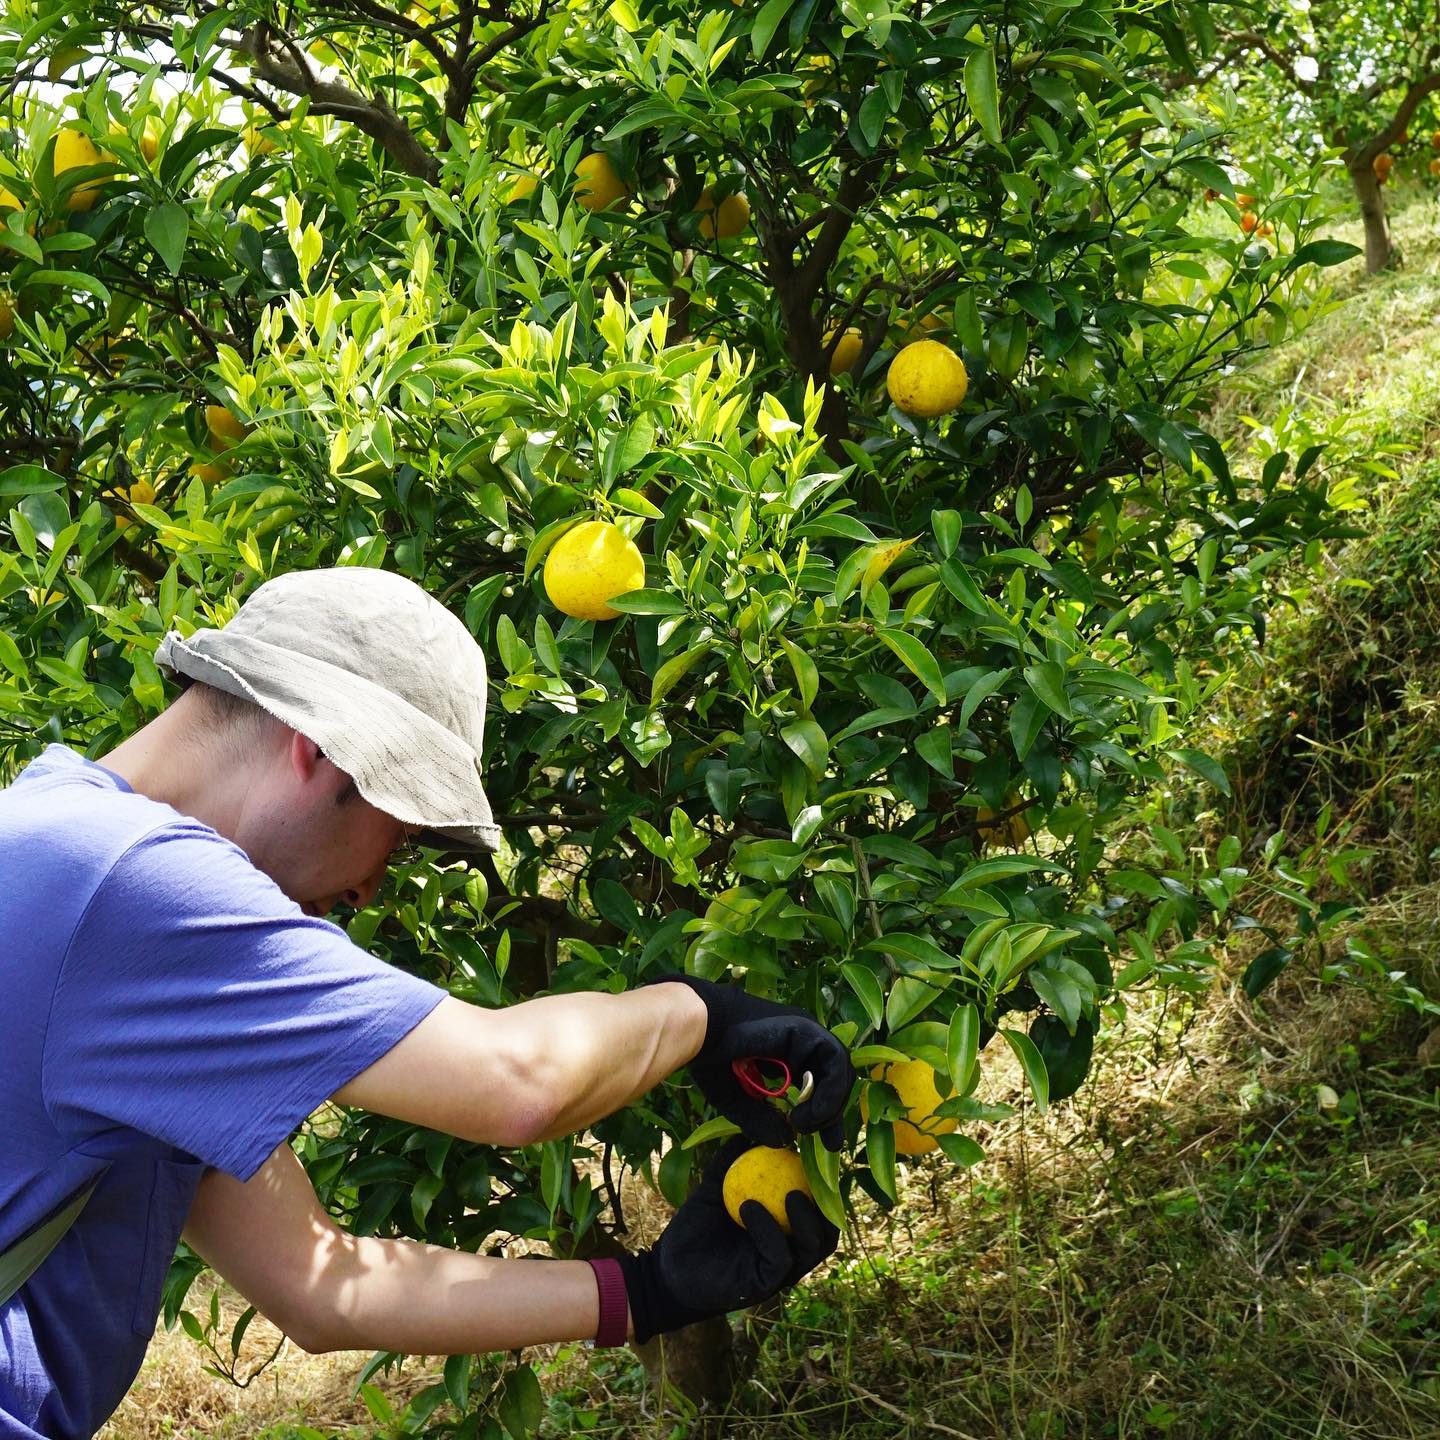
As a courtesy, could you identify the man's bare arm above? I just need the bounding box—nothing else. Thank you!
[332,982,707,1145]
[182,1143,631,1354]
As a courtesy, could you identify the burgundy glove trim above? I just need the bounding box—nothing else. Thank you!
[587,1257,629,1348]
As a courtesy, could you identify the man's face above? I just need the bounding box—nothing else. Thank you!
[242,733,415,918]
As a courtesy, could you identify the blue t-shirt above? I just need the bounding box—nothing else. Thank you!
[0,746,447,1438]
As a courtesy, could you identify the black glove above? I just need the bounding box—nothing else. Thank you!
[617,1135,840,1344]
[652,973,856,1151]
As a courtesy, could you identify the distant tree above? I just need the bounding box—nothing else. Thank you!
[1178,2,1440,272]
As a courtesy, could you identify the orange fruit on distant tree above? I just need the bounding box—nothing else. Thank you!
[1239,210,1259,233]
[1431,131,1440,152]
[1430,158,1440,178]
[1374,152,1394,180]
[1235,191,1257,208]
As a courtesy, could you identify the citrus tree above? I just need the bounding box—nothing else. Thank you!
[0,0,1362,1426]
[1176,1,1440,272]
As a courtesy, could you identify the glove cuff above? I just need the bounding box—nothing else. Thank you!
[587,1257,630,1348]
[642,972,725,1057]
[616,1248,708,1345]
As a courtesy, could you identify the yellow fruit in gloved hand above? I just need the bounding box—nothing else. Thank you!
[722,1146,812,1234]
[825,327,863,376]
[54,129,105,212]
[863,1059,957,1155]
[574,152,629,212]
[205,404,249,450]
[695,187,750,239]
[887,339,968,418]
[543,519,646,621]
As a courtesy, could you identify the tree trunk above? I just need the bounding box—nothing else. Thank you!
[1350,164,1394,274]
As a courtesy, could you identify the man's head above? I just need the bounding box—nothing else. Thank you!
[170,679,417,916]
[106,568,500,917]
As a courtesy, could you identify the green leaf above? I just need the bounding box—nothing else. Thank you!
[842,961,885,1029]
[781,717,829,777]
[681,1114,742,1149]
[799,1131,845,1229]
[1000,1027,1049,1113]
[964,45,1002,144]
[877,628,946,705]
[751,0,799,60]
[1023,661,1073,719]
[778,634,819,711]
[935,1133,986,1168]
[865,1117,897,1201]
[651,643,710,704]
[602,413,655,485]
[934,856,1065,902]
[607,589,684,615]
[1291,239,1362,269]
[144,201,189,275]
[946,1002,979,1094]
[1167,747,1231,796]
[499,1364,544,1440]
[0,465,64,498]
[27,268,110,304]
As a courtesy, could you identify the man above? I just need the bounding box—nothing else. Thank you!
[0,567,854,1438]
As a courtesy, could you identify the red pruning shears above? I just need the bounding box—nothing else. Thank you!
[732,1057,815,1107]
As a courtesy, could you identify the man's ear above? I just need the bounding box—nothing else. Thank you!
[287,728,325,786]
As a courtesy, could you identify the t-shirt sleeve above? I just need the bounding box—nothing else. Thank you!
[42,819,447,1180]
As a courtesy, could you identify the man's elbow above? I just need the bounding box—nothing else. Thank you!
[474,1034,562,1147]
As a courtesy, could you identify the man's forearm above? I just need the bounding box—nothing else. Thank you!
[304,1231,632,1354]
[521,981,707,1140]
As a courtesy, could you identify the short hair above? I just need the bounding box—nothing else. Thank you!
[178,678,359,804]
[178,678,284,760]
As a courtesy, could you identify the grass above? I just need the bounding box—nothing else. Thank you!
[102,189,1440,1440]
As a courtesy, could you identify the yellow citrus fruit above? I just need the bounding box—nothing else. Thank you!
[116,477,157,532]
[140,126,159,164]
[243,125,280,159]
[902,311,946,343]
[189,459,229,486]
[863,1060,957,1156]
[574,152,629,212]
[722,1146,811,1234]
[695,187,750,240]
[54,129,104,212]
[0,294,13,340]
[543,519,646,621]
[0,185,19,212]
[976,791,1031,847]
[205,404,249,450]
[825,327,863,376]
[886,339,968,418]
[506,171,540,203]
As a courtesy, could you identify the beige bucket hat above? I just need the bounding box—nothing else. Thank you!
[154,567,500,850]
